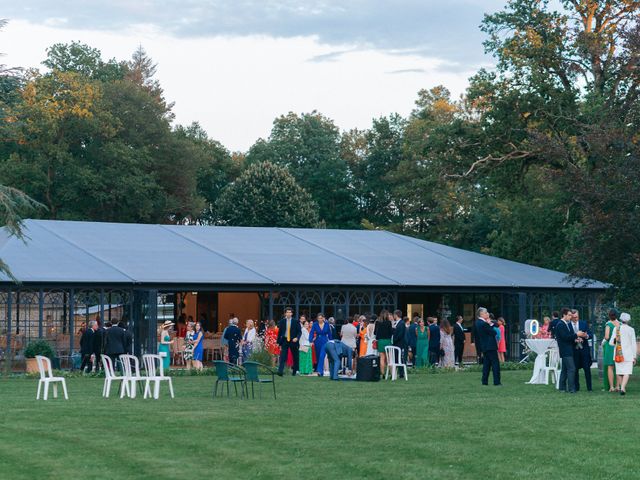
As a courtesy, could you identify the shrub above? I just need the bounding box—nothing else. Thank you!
[23,340,55,359]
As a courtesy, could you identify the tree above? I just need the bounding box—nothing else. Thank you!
[0,19,42,278]
[342,114,406,229]
[43,41,127,82]
[0,44,210,224]
[246,112,359,228]
[215,161,320,227]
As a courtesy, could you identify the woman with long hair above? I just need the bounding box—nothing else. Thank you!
[374,310,393,375]
[603,310,620,391]
[497,317,507,363]
[192,322,204,371]
[308,313,332,376]
[183,321,195,370]
[439,318,455,367]
[415,318,429,367]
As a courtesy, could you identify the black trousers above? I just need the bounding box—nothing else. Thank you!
[481,350,501,385]
[80,353,93,372]
[574,353,592,391]
[278,340,299,375]
[428,349,439,366]
[454,342,464,365]
[559,355,576,392]
[93,352,103,372]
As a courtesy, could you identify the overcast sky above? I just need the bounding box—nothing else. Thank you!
[2,1,505,151]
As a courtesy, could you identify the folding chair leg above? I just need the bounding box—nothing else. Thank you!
[62,380,68,399]
[37,381,42,400]
[44,382,49,401]
[53,384,58,399]
[168,378,174,399]
[213,380,219,398]
[403,366,408,381]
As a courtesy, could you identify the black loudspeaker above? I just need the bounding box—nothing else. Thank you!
[356,355,381,382]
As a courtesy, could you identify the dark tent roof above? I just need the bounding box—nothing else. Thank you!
[0,219,608,290]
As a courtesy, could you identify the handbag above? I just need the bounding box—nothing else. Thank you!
[614,327,624,363]
[159,351,168,358]
[372,339,378,350]
[299,345,309,353]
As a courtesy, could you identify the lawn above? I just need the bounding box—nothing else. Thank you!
[0,368,638,480]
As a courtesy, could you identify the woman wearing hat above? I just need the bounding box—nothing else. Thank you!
[609,312,637,395]
[158,320,174,371]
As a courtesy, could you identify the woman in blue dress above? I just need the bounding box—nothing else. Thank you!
[192,322,204,371]
[309,313,332,376]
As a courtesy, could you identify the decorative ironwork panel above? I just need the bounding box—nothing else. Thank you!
[274,291,296,307]
[374,291,395,308]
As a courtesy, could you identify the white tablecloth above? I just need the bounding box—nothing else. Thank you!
[525,339,557,384]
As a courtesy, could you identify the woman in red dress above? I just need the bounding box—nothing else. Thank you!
[497,317,507,363]
[264,320,280,367]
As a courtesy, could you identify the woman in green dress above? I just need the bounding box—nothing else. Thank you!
[158,320,174,371]
[603,310,620,391]
[415,318,429,367]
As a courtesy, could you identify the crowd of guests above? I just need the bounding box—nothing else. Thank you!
[210,308,486,380]
[530,308,637,395]
[78,316,133,373]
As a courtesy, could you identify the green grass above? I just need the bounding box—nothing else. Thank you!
[0,368,638,480]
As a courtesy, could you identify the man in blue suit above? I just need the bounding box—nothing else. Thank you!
[571,309,593,392]
[556,307,588,393]
[475,307,501,386]
[324,340,353,380]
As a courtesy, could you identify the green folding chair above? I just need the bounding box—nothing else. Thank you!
[242,361,277,399]
[213,361,247,399]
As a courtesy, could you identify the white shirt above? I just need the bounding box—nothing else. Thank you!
[300,328,311,347]
[340,323,357,349]
[243,327,256,344]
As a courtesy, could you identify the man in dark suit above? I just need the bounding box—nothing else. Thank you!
[277,307,301,376]
[119,320,133,355]
[223,318,242,364]
[392,310,407,363]
[453,315,466,366]
[427,317,441,366]
[549,311,560,339]
[79,320,96,373]
[475,307,501,386]
[92,320,105,372]
[571,309,592,392]
[556,307,587,393]
[105,319,127,365]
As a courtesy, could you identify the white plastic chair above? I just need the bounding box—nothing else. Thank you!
[35,355,68,400]
[384,346,408,381]
[119,354,146,399]
[101,355,125,398]
[541,349,560,385]
[142,354,174,399]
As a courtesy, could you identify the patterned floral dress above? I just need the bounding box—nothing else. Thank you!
[183,331,195,362]
[440,329,455,367]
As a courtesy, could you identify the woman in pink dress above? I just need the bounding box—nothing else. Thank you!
[497,317,507,363]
